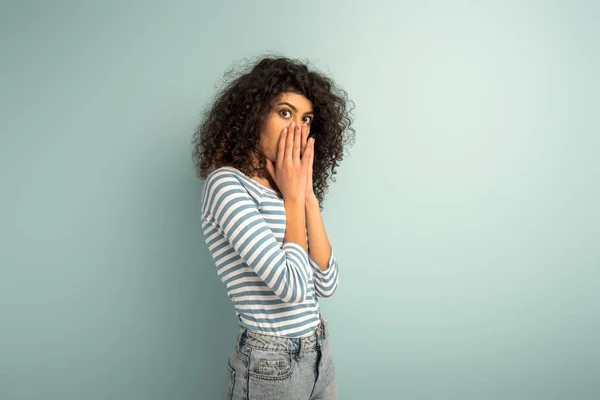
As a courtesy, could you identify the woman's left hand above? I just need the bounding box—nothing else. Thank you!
[300,125,316,200]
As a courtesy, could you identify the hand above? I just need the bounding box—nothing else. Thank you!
[265,121,314,203]
[299,125,316,200]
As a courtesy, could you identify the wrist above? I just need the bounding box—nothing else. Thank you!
[283,195,306,205]
[306,193,319,206]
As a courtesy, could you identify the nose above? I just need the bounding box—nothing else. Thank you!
[293,117,308,129]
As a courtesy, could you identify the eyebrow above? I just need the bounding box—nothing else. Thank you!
[277,102,314,115]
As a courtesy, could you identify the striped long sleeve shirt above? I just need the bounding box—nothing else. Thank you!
[200,166,339,338]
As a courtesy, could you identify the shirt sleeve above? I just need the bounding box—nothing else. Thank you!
[202,171,311,304]
[308,249,339,298]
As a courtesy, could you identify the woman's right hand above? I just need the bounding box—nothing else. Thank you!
[265,121,314,203]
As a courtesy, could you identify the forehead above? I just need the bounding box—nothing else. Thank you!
[275,92,313,111]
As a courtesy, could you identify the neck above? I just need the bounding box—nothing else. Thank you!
[250,154,280,192]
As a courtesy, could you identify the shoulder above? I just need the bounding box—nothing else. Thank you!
[201,166,263,216]
[203,166,264,197]
[204,166,244,188]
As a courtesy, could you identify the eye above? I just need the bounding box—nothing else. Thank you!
[279,108,313,125]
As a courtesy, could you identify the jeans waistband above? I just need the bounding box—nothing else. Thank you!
[236,311,329,354]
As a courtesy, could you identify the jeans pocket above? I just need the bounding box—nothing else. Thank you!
[222,359,235,400]
[248,349,294,381]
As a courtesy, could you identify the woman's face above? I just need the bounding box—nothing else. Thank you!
[259,92,314,163]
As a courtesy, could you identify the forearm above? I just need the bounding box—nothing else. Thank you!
[284,198,308,253]
[305,194,332,270]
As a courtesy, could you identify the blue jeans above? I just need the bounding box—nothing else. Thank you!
[223,312,337,399]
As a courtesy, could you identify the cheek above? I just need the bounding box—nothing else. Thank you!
[262,117,290,159]
[271,134,282,156]
[263,131,282,161]
[269,124,287,146]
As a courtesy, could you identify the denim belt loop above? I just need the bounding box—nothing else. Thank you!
[318,311,328,339]
[236,325,246,349]
[297,336,306,360]
[316,328,323,349]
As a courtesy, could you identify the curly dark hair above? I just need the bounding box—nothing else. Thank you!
[191,54,355,209]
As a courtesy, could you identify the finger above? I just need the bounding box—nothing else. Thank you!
[284,121,295,164]
[308,154,313,188]
[293,123,301,162]
[277,127,287,167]
[303,137,314,167]
[300,125,308,157]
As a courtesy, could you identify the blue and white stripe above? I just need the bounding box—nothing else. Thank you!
[201,166,339,337]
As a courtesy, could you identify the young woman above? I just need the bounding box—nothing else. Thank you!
[192,55,355,399]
